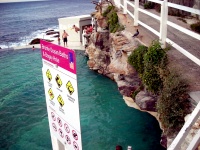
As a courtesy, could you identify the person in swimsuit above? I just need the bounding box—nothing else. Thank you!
[62,30,69,47]
[72,25,80,33]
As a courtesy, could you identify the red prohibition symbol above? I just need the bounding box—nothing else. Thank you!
[51,112,56,121]
[58,128,64,138]
[52,123,57,132]
[64,123,70,133]
[57,117,62,127]
[72,130,78,140]
[65,135,71,145]
[73,141,79,150]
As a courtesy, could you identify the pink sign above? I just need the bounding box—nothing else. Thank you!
[40,40,76,74]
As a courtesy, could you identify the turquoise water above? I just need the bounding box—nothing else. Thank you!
[0,49,165,150]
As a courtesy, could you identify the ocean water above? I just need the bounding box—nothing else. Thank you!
[0,48,165,150]
[0,0,94,48]
[0,1,165,150]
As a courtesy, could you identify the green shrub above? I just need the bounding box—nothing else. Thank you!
[142,41,167,93]
[128,40,190,135]
[128,45,148,75]
[142,67,163,93]
[156,72,190,136]
[102,5,115,17]
[144,40,166,66]
[103,5,124,33]
[190,22,200,34]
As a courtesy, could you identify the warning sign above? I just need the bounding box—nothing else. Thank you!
[64,123,70,133]
[41,40,82,150]
[66,81,74,95]
[59,128,64,138]
[52,123,57,132]
[46,69,52,82]
[55,74,62,88]
[57,117,62,127]
[51,112,56,121]
[72,130,78,140]
[48,88,54,100]
[57,95,64,107]
[73,141,79,150]
[65,135,71,145]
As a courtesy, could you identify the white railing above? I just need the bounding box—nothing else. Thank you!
[113,0,200,66]
[113,0,200,149]
[167,102,200,150]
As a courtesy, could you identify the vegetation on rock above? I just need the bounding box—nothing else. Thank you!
[128,45,148,76]
[142,41,167,93]
[157,71,191,136]
[128,41,190,136]
[102,5,124,33]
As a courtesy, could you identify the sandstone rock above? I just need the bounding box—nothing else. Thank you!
[87,59,96,69]
[135,91,157,111]
[118,85,137,96]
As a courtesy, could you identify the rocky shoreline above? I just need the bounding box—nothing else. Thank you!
[29,29,59,45]
[85,1,200,149]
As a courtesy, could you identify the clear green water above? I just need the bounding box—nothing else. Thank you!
[0,49,165,150]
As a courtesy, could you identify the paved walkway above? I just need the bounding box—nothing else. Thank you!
[117,3,200,91]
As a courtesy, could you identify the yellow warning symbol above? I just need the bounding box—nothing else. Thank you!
[48,88,54,100]
[57,95,64,107]
[46,69,52,82]
[66,81,74,95]
[55,74,62,88]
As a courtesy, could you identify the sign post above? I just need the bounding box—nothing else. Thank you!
[40,40,82,150]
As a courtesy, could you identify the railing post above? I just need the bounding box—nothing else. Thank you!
[114,0,120,9]
[160,0,168,48]
[123,0,127,14]
[168,102,200,150]
[134,0,139,26]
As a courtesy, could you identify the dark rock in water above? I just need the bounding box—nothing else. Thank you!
[29,38,40,44]
[46,29,54,33]
[29,38,53,45]
[46,31,59,35]
[52,35,59,38]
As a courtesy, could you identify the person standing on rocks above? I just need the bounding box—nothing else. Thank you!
[62,30,69,47]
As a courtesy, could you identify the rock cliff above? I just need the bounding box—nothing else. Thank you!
[85,1,200,149]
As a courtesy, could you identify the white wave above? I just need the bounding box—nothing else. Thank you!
[0,0,48,3]
[0,26,59,49]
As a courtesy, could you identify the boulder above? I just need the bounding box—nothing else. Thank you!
[45,29,54,33]
[135,91,157,111]
[29,38,40,44]
[46,31,59,35]
[29,38,53,45]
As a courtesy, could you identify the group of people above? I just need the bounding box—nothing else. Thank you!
[57,25,79,47]
[57,24,93,47]
[83,25,93,34]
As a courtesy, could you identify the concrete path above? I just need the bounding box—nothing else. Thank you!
[117,4,200,91]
